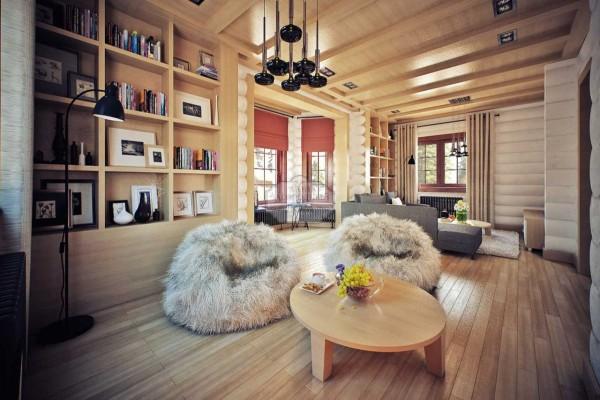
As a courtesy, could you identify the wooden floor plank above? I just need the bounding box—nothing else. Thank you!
[22,229,591,400]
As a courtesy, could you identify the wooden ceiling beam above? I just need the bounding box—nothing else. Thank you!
[343,27,569,98]
[326,0,580,87]
[365,52,561,106]
[317,0,482,63]
[206,0,261,34]
[395,93,544,123]
[562,1,591,57]
[377,74,544,114]
[393,87,544,118]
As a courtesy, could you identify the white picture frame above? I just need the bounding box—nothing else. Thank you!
[42,180,95,227]
[108,128,156,167]
[144,144,167,168]
[193,191,214,215]
[131,185,159,218]
[175,91,211,125]
[173,192,194,217]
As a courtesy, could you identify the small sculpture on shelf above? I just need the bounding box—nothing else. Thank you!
[113,205,134,225]
[152,208,160,222]
[85,152,93,165]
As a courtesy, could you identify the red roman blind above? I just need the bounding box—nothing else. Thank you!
[302,118,334,152]
[254,109,288,151]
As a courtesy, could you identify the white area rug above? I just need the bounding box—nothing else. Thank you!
[476,229,520,259]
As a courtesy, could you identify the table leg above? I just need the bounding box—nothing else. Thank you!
[425,333,445,377]
[311,332,333,381]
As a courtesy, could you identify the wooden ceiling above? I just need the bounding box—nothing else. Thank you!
[144,0,590,121]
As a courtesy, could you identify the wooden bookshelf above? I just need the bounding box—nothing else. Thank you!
[368,115,398,194]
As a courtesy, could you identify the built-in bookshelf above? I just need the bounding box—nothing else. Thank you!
[368,115,397,194]
[33,0,224,233]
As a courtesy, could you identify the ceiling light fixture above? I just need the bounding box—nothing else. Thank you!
[266,0,288,76]
[257,0,327,90]
[492,0,516,17]
[254,0,275,85]
[343,81,358,89]
[319,66,335,77]
[497,29,517,45]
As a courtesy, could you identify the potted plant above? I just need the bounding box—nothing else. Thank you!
[454,200,469,223]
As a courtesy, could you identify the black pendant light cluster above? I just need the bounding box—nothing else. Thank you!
[255,0,327,91]
[449,133,469,158]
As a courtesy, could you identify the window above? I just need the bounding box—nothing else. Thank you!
[305,151,333,203]
[418,134,466,192]
[254,147,286,203]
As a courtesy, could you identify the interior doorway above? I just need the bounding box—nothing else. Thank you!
[578,65,592,276]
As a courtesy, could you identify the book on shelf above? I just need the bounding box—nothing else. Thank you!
[64,5,98,39]
[106,22,162,62]
[115,82,167,116]
[174,147,218,171]
[195,65,218,81]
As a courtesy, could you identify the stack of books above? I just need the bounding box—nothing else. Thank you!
[64,6,98,39]
[115,82,167,116]
[174,147,218,171]
[195,65,218,80]
[105,23,162,62]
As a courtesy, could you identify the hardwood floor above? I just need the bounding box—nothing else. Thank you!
[23,229,592,400]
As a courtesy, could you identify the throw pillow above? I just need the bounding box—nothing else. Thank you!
[392,197,403,205]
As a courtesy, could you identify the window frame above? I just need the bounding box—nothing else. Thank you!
[254,147,287,205]
[418,133,466,193]
[304,151,334,204]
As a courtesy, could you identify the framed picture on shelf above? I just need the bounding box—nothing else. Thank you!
[35,2,54,24]
[107,200,131,225]
[175,91,211,125]
[35,43,78,97]
[32,190,71,230]
[131,185,159,218]
[193,191,214,215]
[42,179,96,228]
[144,144,167,168]
[173,192,194,217]
[108,128,156,167]
[68,72,96,101]
[200,51,215,68]
[173,57,190,71]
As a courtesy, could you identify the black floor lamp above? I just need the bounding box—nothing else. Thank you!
[39,83,124,345]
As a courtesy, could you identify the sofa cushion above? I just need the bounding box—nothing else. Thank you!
[358,194,387,204]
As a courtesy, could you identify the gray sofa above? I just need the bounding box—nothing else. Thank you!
[341,195,482,257]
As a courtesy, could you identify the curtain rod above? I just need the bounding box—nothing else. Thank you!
[254,104,295,118]
[416,119,464,128]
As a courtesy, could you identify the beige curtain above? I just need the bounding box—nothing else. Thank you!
[397,123,417,204]
[466,112,494,223]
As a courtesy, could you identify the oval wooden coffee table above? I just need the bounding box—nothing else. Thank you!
[290,276,446,382]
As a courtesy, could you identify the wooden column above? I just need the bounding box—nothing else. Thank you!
[334,115,349,225]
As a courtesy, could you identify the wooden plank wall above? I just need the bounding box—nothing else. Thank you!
[493,103,545,229]
[544,59,579,264]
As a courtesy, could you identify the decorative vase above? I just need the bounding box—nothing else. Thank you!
[70,141,78,165]
[345,274,384,301]
[152,208,160,222]
[113,207,134,225]
[52,113,66,164]
[78,142,86,166]
[456,209,468,223]
[134,192,152,223]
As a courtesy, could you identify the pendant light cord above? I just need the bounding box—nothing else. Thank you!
[262,0,267,70]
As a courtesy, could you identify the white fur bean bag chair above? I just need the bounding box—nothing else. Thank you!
[324,213,441,291]
[163,221,299,334]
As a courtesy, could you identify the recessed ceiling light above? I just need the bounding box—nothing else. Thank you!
[319,67,335,77]
[189,0,204,5]
[493,0,516,17]
[449,96,471,105]
[390,109,401,114]
[498,29,517,45]
[343,82,358,89]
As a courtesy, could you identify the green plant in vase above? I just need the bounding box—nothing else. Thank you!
[454,200,469,223]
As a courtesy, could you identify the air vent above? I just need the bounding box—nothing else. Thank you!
[493,0,516,17]
[498,29,517,45]
[449,96,471,105]
[319,66,335,77]
[343,82,358,90]
[390,109,401,114]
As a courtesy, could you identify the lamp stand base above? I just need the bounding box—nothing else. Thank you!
[38,315,94,345]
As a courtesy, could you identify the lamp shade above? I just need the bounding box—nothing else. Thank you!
[408,155,415,165]
[93,83,124,121]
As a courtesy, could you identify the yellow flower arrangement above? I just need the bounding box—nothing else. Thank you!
[337,263,374,298]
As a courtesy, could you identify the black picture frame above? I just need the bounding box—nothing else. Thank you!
[41,179,97,228]
[32,190,69,231]
[107,200,130,225]
[35,44,79,97]
[68,72,97,101]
